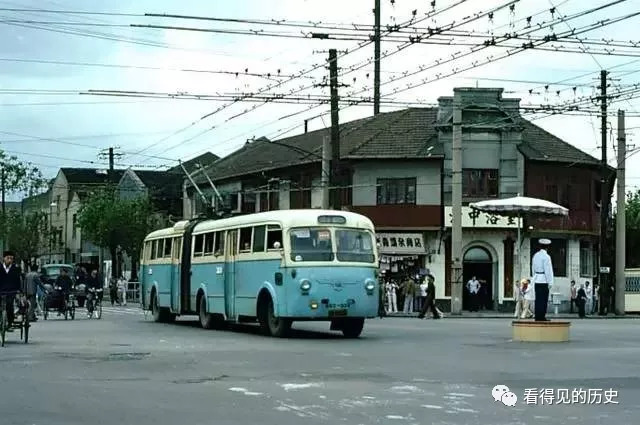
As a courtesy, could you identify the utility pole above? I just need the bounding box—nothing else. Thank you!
[99,146,124,181]
[598,70,609,315]
[450,90,463,315]
[373,0,381,115]
[329,48,340,209]
[615,110,626,315]
[1,165,5,253]
[321,136,331,209]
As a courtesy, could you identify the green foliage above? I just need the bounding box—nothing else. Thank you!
[0,150,47,196]
[0,209,51,264]
[626,190,640,267]
[78,188,159,277]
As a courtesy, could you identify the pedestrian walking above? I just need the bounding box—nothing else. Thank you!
[417,273,441,319]
[417,276,428,312]
[466,276,481,312]
[402,275,416,313]
[531,238,554,321]
[584,281,592,315]
[569,280,577,313]
[592,283,599,314]
[23,264,45,321]
[109,277,118,306]
[577,283,587,318]
[385,280,398,313]
[514,279,524,318]
[117,275,127,306]
[521,279,534,319]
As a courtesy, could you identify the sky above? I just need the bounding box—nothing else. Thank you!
[1,0,639,202]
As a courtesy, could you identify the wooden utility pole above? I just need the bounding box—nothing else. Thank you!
[450,90,463,315]
[321,136,331,209]
[373,0,381,115]
[329,48,340,208]
[99,146,123,181]
[598,70,609,314]
[1,165,5,253]
[615,110,626,315]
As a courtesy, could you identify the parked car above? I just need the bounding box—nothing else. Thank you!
[40,264,87,308]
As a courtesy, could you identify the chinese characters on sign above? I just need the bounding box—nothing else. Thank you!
[522,388,619,405]
[444,206,522,228]
[375,233,426,255]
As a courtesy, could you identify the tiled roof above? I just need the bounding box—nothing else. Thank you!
[194,107,603,183]
[195,108,442,183]
[168,152,220,175]
[60,168,125,185]
[518,120,601,166]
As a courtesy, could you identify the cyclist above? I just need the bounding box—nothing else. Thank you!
[85,269,102,317]
[0,251,22,329]
[54,267,73,315]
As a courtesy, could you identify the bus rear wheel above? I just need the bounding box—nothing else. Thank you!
[341,318,365,338]
[261,298,291,338]
[151,291,175,323]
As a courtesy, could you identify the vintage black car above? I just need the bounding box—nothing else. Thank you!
[40,264,87,308]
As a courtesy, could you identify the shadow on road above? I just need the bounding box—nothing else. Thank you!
[142,317,373,340]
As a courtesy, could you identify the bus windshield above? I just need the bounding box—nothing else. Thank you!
[336,229,375,263]
[289,227,334,262]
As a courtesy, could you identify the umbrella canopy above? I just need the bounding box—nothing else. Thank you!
[469,196,569,217]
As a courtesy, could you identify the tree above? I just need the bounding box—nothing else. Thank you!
[0,210,51,267]
[77,188,158,280]
[0,150,47,251]
[625,189,640,267]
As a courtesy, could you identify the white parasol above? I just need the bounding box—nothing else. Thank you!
[469,195,569,283]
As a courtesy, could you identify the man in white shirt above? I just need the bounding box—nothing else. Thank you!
[466,276,481,312]
[530,238,554,321]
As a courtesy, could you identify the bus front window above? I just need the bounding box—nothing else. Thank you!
[336,229,375,263]
[290,228,334,262]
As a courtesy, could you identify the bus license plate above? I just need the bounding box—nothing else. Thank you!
[329,309,347,317]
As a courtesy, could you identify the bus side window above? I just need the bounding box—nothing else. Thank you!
[150,240,157,260]
[155,240,164,260]
[173,237,182,260]
[266,225,282,250]
[193,234,204,257]
[164,238,172,258]
[144,242,151,261]
[252,225,266,253]
[239,227,252,252]
[214,231,224,256]
[204,232,215,255]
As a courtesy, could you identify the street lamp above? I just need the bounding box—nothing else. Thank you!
[49,201,57,264]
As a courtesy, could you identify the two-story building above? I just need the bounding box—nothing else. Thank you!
[183,87,614,312]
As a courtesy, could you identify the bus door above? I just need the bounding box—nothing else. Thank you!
[224,230,238,320]
[171,237,182,312]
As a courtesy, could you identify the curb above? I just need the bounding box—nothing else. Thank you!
[382,314,640,319]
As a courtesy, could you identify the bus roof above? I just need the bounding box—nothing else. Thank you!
[144,210,375,242]
[193,209,375,234]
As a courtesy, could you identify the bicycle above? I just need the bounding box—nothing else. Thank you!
[86,288,103,319]
[0,291,30,347]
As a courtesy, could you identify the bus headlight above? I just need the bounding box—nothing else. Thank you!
[300,279,311,292]
[364,279,376,294]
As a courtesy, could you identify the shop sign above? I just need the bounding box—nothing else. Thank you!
[444,206,522,229]
[376,233,426,254]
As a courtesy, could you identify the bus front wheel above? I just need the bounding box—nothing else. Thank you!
[261,298,291,338]
[151,291,175,323]
[199,296,215,330]
[341,318,365,338]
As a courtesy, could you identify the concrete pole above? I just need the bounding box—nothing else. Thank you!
[321,136,331,209]
[450,92,463,315]
[373,0,381,115]
[615,110,626,315]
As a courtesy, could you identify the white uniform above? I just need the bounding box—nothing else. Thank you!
[467,279,480,294]
[531,249,554,288]
[386,282,398,313]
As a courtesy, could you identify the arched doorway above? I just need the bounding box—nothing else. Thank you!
[463,246,493,311]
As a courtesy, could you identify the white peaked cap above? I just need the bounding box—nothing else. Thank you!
[539,238,552,245]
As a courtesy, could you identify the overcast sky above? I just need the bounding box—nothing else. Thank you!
[1,0,639,201]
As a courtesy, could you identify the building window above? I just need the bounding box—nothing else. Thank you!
[530,238,567,277]
[463,169,498,198]
[290,174,312,209]
[376,178,416,205]
[242,192,256,213]
[580,241,595,277]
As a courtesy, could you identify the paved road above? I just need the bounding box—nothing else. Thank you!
[1,307,638,425]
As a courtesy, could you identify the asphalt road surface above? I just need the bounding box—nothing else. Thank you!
[1,307,638,425]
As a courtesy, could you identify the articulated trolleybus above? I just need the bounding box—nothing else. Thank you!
[140,210,380,338]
